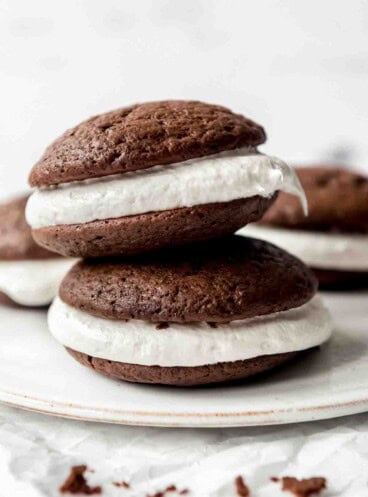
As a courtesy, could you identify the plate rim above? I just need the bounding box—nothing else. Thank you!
[1,387,368,427]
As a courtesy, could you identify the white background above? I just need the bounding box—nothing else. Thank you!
[1,0,368,199]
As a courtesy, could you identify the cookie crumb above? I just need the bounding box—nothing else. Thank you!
[146,485,189,497]
[235,476,250,497]
[165,485,176,492]
[207,322,218,328]
[113,481,130,489]
[59,465,102,495]
[156,322,169,330]
[272,476,326,496]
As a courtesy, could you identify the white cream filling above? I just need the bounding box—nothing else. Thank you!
[0,258,76,306]
[239,225,368,271]
[26,148,306,228]
[48,295,332,367]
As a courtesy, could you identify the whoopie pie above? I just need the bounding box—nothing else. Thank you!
[48,236,332,386]
[242,166,368,289]
[0,194,75,306]
[26,100,305,258]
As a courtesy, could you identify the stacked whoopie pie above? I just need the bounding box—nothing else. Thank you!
[0,194,75,307]
[26,101,333,386]
[242,166,368,290]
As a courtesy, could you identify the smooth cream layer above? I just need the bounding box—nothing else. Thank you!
[48,295,332,367]
[240,225,368,271]
[26,148,306,228]
[0,258,76,306]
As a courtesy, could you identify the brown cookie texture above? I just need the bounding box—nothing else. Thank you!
[28,100,266,187]
[0,291,18,307]
[260,166,368,233]
[66,348,300,386]
[235,476,250,497]
[59,465,102,495]
[60,235,317,323]
[313,268,368,291]
[31,195,274,258]
[0,194,57,260]
[272,476,327,497]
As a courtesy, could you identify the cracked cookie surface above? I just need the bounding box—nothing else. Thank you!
[260,166,368,233]
[29,100,266,187]
[60,235,317,322]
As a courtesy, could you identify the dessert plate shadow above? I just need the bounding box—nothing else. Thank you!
[0,293,367,427]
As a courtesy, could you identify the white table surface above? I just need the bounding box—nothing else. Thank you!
[0,405,367,497]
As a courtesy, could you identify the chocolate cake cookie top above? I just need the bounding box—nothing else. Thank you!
[28,100,266,187]
[260,166,368,233]
[60,236,316,323]
[0,195,56,260]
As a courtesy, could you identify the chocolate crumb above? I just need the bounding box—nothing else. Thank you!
[207,322,218,328]
[146,490,165,497]
[165,485,176,492]
[156,322,169,330]
[235,476,250,497]
[59,465,102,495]
[113,481,130,489]
[272,476,326,497]
[146,485,189,497]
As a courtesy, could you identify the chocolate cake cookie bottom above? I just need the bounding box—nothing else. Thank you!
[0,291,18,307]
[31,196,274,258]
[313,268,368,290]
[66,348,301,386]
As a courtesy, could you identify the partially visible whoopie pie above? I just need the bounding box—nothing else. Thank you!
[26,100,306,258]
[48,236,332,386]
[241,166,368,289]
[0,194,76,307]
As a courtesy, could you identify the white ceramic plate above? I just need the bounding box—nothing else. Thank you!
[0,292,367,427]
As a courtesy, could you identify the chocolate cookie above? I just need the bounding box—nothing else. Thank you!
[243,166,368,290]
[32,196,274,258]
[26,100,304,257]
[0,291,18,307]
[60,236,316,322]
[29,101,266,187]
[313,268,368,290]
[66,348,299,387]
[48,236,332,386]
[0,194,76,307]
[0,194,54,260]
[261,166,368,233]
